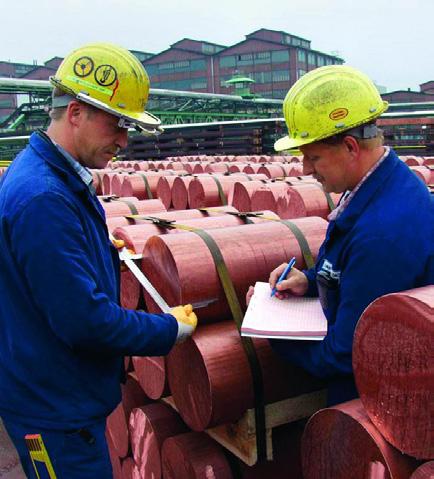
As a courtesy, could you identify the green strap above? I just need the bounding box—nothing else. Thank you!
[136,173,153,199]
[191,229,267,462]
[310,184,335,211]
[211,176,228,206]
[323,190,336,211]
[113,198,139,215]
[197,207,232,216]
[280,220,315,269]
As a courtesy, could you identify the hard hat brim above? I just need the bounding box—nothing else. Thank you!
[274,135,302,151]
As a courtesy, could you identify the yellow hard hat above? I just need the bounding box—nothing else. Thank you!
[50,43,161,134]
[275,65,388,151]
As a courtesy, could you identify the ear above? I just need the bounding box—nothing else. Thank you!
[66,100,85,127]
[342,135,360,157]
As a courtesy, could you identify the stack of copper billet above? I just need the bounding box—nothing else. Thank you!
[243,179,340,220]
[300,286,434,479]
[104,210,331,477]
[97,153,433,478]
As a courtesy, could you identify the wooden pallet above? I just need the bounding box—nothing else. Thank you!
[163,389,327,466]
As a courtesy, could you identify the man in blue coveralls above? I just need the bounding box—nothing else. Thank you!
[249,65,434,406]
[0,43,197,478]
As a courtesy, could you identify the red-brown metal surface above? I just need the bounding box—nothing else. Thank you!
[171,176,198,210]
[167,320,324,431]
[107,434,123,479]
[242,164,264,174]
[141,217,328,320]
[188,174,268,208]
[120,268,141,310]
[132,356,169,400]
[132,162,150,171]
[102,172,119,194]
[90,169,107,195]
[167,162,187,172]
[228,180,269,212]
[228,163,246,173]
[121,171,185,200]
[121,372,151,419]
[101,198,166,219]
[301,399,418,479]
[250,182,291,216]
[404,156,424,167]
[114,211,280,256]
[204,162,232,174]
[368,461,386,479]
[111,173,133,196]
[156,176,178,209]
[161,432,233,479]
[107,372,152,460]
[107,206,237,231]
[410,462,434,478]
[282,183,341,220]
[129,403,188,479]
[193,162,212,173]
[117,211,276,397]
[121,457,135,479]
[353,287,434,460]
[257,163,294,178]
[106,402,129,458]
[409,166,433,185]
[0,418,23,479]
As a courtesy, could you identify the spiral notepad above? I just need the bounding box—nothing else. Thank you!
[241,282,327,340]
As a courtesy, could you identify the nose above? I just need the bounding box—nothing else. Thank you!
[302,156,314,176]
[116,128,129,150]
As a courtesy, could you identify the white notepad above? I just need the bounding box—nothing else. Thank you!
[241,282,327,340]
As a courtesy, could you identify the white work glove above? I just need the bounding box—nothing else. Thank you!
[170,304,198,343]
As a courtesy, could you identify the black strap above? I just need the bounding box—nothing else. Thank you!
[191,229,267,462]
[112,199,139,215]
[211,176,227,206]
[225,211,262,224]
[280,220,315,269]
[136,173,153,199]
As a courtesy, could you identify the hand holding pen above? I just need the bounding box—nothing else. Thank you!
[270,257,296,297]
[269,257,309,298]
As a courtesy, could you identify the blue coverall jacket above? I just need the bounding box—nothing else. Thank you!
[271,148,434,405]
[0,131,178,430]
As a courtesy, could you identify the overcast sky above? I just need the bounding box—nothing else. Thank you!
[1,0,432,92]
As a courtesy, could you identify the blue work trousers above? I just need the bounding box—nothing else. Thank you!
[2,418,113,479]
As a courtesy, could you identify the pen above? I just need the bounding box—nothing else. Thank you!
[270,257,296,297]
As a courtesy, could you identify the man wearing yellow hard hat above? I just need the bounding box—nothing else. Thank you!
[265,65,434,405]
[0,43,197,478]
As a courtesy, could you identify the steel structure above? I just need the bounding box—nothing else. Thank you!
[0,78,283,132]
[1,78,433,160]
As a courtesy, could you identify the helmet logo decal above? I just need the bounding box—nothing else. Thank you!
[73,56,94,77]
[329,108,348,121]
[94,65,118,87]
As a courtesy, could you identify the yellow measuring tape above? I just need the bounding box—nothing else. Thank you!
[25,434,57,479]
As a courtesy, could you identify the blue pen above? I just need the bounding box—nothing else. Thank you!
[270,257,296,297]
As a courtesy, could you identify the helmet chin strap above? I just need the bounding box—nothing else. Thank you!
[51,94,76,108]
[344,123,379,139]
